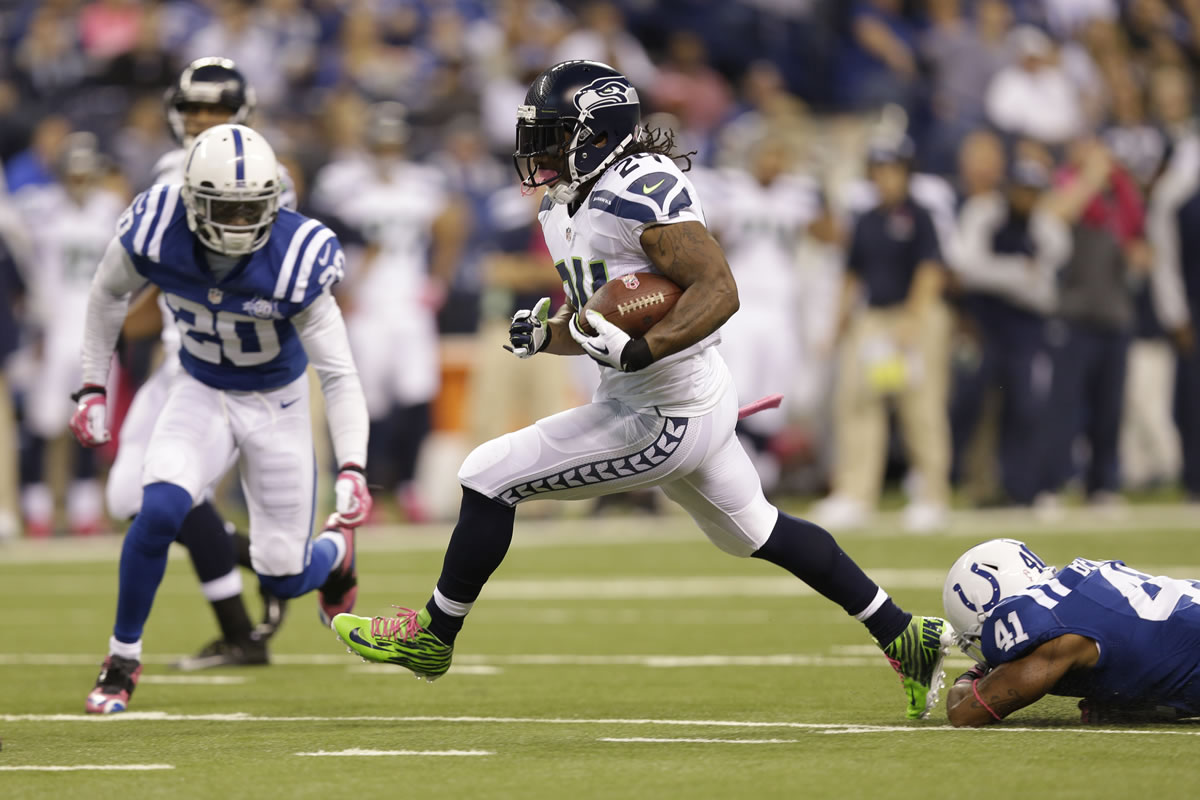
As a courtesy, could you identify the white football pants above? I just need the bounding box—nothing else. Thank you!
[458,381,779,556]
[139,370,316,576]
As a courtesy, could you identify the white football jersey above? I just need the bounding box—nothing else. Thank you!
[320,157,449,315]
[698,167,820,304]
[538,153,731,416]
[17,184,125,325]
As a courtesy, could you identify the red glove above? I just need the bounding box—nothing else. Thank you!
[334,464,372,527]
[69,386,110,448]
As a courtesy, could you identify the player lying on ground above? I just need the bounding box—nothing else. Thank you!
[107,57,301,671]
[943,538,1200,726]
[71,124,372,713]
[331,59,951,720]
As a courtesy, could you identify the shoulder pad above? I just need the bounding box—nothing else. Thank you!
[270,210,345,305]
[590,155,696,225]
[118,184,183,263]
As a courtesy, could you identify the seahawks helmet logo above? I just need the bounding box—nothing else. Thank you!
[574,76,639,120]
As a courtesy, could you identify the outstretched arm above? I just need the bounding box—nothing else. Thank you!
[946,634,1099,727]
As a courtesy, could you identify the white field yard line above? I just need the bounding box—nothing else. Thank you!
[139,675,247,685]
[600,737,797,744]
[0,652,973,670]
[0,764,174,771]
[295,749,492,757]
[3,713,1199,737]
[7,568,1200,598]
[1,503,1197,564]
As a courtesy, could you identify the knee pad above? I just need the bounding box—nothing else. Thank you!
[129,482,193,552]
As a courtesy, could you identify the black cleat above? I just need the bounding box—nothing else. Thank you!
[256,585,289,641]
[85,655,142,713]
[172,637,269,671]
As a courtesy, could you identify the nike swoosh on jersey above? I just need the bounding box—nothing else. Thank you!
[348,628,389,651]
[642,179,666,194]
[280,398,300,409]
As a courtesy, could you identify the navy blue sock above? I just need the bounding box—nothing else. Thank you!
[113,482,193,643]
[176,501,238,584]
[176,501,250,641]
[424,487,516,645]
[751,513,911,646]
[257,536,338,599]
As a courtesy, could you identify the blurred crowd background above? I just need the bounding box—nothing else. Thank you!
[3,0,1200,539]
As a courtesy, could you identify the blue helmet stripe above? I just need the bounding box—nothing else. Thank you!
[231,127,245,185]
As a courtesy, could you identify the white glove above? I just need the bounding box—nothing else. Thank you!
[334,465,372,527]
[69,386,111,447]
[504,297,552,358]
[568,309,632,371]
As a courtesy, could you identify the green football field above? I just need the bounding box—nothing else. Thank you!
[3,503,1200,799]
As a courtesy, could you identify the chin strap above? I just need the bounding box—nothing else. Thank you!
[548,129,642,206]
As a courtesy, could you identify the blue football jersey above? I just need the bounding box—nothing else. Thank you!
[980,558,1200,714]
[117,184,345,391]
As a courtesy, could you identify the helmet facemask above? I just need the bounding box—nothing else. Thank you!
[184,182,279,257]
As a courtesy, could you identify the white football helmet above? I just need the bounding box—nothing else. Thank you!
[942,538,1055,664]
[182,123,281,256]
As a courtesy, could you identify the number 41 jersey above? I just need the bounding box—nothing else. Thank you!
[118,184,345,391]
[981,558,1200,714]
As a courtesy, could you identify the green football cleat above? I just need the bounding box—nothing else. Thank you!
[332,606,452,681]
[880,616,951,720]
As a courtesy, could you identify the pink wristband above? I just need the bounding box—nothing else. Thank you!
[972,679,1002,721]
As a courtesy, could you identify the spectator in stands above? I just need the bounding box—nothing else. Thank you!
[1149,63,1197,143]
[651,31,734,144]
[551,2,657,89]
[185,0,286,110]
[835,0,921,113]
[921,0,1012,173]
[815,137,951,532]
[985,25,1085,145]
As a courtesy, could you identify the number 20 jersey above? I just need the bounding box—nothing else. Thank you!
[537,153,732,416]
[118,184,344,391]
[980,558,1200,713]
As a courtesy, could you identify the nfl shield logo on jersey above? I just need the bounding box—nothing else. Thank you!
[621,275,640,290]
[208,288,223,304]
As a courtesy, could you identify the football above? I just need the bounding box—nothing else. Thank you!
[579,272,683,338]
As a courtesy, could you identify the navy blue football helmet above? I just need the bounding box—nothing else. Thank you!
[165,57,256,144]
[514,60,642,204]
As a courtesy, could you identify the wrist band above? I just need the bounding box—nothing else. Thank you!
[972,679,1002,721]
[339,463,366,475]
[620,338,654,372]
[71,385,106,403]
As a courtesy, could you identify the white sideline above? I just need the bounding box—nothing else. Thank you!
[3,713,1199,737]
[140,676,247,685]
[0,652,972,670]
[295,749,491,757]
[0,764,174,771]
[600,737,797,744]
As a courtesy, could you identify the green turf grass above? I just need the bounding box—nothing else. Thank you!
[2,506,1199,799]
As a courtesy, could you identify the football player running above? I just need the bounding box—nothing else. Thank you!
[331,61,950,720]
[943,538,1200,726]
[73,123,371,713]
[108,57,298,670]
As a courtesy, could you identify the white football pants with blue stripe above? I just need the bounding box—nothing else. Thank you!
[141,369,317,576]
[458,381,778,557]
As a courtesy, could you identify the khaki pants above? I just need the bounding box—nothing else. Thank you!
[832,304,951,506]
